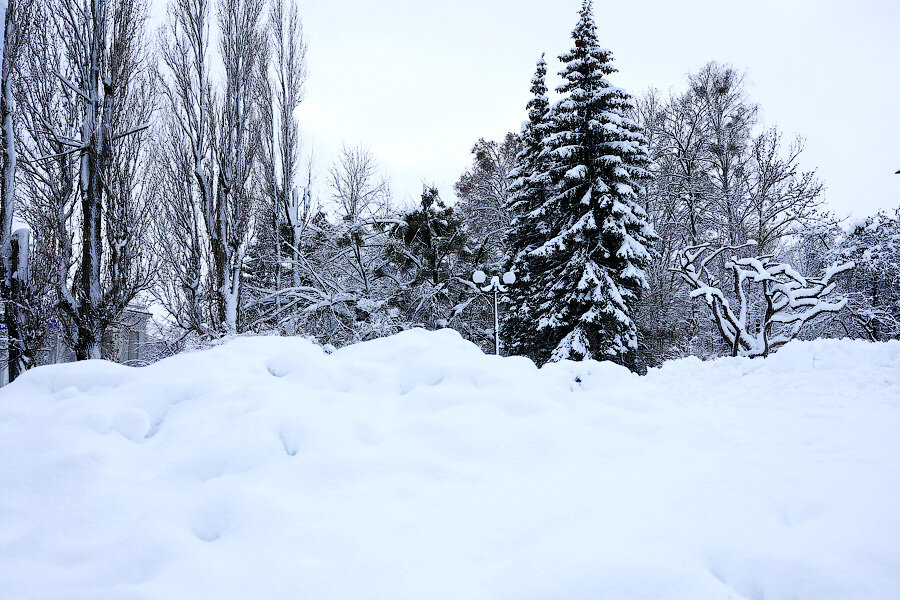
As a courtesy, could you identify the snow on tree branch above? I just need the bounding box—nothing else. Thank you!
[673,242,853,357]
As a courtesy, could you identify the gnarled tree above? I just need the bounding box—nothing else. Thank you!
[674,242,852,356]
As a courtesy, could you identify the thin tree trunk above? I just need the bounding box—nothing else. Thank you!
[1,0,22,379]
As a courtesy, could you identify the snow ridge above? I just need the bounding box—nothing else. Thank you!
[1,330,899,599]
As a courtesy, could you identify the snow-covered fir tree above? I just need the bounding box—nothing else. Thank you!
[508,0,655,367]
[501,54,552,359]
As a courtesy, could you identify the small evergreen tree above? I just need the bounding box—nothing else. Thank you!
[508,0,655,367]
[381,187,473,329]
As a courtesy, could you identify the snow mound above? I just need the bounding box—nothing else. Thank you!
[2,330,899,599]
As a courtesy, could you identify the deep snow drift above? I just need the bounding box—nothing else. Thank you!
[1,330,899,600]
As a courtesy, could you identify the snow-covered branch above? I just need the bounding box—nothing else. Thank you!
[674,243,853,357]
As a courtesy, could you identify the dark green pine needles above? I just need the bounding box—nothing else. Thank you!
[502,0,656,368]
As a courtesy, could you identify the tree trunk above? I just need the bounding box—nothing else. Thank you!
[72,0,107,361]
[1,0,21,381]
[4,235,23,380]
[74,325,102,361]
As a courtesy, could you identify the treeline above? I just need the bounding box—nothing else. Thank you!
[629,64,899,364]
[460,5,898,369]
[0,0,897,382]
[0,0,504,380]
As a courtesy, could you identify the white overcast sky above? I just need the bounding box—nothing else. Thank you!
[156,0,900,218]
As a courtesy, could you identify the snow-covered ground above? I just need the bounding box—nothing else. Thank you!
[1,330,899,600]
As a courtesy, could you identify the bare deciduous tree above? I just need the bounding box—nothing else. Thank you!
[153,0,213,336]
[454,134,520,264]
[745,129,826,253]
[632,63,832,366]
[17,0,155,361]
[258,0,307,332]
[674,242,852,357]
[1,0,36,379]
[689,63,757,247]
[328,144,390,297]
[208,0,266,333]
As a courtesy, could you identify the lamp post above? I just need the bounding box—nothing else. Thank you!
[472,269,515,355]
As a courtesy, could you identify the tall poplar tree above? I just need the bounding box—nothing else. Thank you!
[1,0,31,379]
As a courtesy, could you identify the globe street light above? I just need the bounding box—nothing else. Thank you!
[472,269,515,355]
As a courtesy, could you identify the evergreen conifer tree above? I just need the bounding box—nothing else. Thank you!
[512,0,655,367]
[502,55,552,358]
